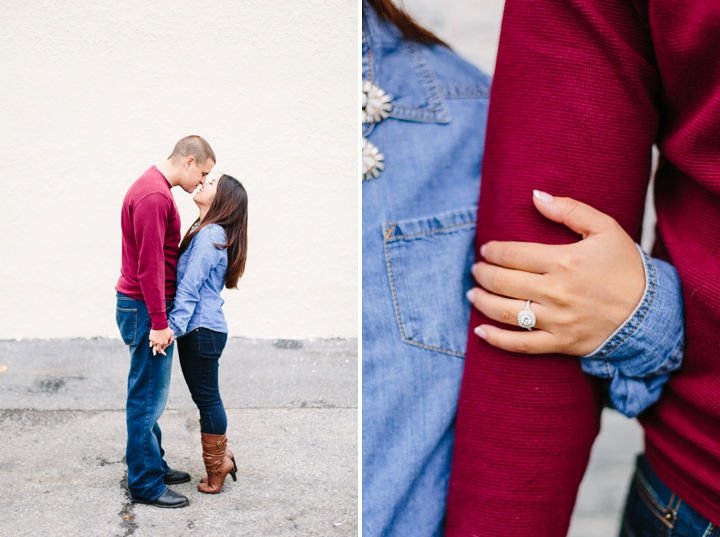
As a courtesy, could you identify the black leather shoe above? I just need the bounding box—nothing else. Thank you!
[134,488,189,508]
[164,468,191,485]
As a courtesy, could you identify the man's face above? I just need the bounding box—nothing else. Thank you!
[180,157,214,193]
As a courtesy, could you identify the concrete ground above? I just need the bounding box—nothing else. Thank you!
[0,338,358,537]
[569,409,644,537]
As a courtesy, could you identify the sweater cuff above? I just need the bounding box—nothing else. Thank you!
[149,311,169,331]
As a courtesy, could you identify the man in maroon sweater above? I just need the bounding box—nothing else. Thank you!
[116,136,215,508]
[445,0,720,535]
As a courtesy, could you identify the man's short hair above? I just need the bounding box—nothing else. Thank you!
[168,135,216,164]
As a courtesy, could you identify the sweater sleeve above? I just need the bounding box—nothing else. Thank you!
[133,193,172,330]
[445,0,661,534]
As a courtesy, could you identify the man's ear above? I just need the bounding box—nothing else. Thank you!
[184,155,195,169]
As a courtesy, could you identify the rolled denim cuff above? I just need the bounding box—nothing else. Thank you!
[580,244,684,418]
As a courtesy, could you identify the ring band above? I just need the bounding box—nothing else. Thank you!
[517,300,536,330]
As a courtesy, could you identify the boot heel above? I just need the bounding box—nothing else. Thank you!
[231,456,238,473]
[229,467,237,482]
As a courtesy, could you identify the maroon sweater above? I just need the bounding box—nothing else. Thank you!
[446,0,720,534]
[116,166,181,331]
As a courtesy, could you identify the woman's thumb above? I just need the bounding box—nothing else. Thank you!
[532,190,612,239]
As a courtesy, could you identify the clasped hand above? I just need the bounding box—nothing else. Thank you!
[149,327,174,356]
[467,190,646,356]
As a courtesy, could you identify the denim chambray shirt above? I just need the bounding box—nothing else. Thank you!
[167,223,228,338]
[361,5,490,534]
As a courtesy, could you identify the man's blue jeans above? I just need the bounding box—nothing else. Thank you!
[116,292,173,502]
[620,454,715,536]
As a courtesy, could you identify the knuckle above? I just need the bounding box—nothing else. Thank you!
[564,198,580,216]
[498,245,517,267]
[555,252,576,272]
[490,271,506,292]
[501,305,516,324]
[513,338,532,354]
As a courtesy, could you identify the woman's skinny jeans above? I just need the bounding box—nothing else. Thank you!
[177,327,229,435]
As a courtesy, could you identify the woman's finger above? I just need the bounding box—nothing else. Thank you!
[472,262,547,302]
[467,287,548,330]
[532,191,616,239]
[480,240,556,274]
[473,323,559,355]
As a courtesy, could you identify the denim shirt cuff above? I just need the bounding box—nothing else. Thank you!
[580,244,684,417]
[167,318,185,340]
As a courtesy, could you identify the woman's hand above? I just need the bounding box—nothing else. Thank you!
[467,190,646,356]
[149,328,174,356]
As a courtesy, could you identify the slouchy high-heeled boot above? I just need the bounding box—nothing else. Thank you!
[199,446,237,485]
[198,432,237,494]
[198,421,237,485]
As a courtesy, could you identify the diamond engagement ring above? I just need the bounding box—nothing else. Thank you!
[517,300,536,330]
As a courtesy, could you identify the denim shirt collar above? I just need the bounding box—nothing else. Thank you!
[362,2,450,124]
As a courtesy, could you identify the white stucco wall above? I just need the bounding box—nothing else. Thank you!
[402,0,505,75]
[0,1,357,339]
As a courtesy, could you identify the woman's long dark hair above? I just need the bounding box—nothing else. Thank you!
[367,0,447,47]
[179,175,248,289]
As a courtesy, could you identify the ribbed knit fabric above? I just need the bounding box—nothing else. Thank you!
[445,0,720,535]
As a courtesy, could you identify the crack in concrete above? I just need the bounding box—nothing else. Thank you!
[118,473,138,537]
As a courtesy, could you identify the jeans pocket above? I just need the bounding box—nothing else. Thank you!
[116,307,138,346]
[623,465,682,537]
[209,331,228,355]
[383,207,476,357]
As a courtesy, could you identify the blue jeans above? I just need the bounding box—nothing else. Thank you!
[116,292,173,502]
[177,328,228,435]
[620,454,715,537]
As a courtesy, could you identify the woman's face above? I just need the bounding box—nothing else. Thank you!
[193,176,219,206]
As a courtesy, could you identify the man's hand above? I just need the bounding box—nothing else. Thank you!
[149,327,174,356]
[466,190,646,356]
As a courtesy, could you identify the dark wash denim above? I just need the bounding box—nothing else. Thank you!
[116,292,174,502]
[177,327,228,435]
[621,455,715,537]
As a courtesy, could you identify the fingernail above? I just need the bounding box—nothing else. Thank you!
[480,244,487,258]
[533,190,553,203]
[474,326,487,339]
[466,289,476,302]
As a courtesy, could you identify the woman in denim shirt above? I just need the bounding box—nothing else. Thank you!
[361,1,685,535]
[165,174,248,494]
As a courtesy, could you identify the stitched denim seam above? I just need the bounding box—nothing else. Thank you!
[634,466,680,529]
[382,223,465,358]
[702,523,715,537]
[654,344,683,375]
[386,221,476,241]
[386,41,451,123]
[440,85,490,99]
[595,250,657,360]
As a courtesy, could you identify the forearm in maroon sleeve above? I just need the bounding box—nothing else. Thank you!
[445,0,660,534]
[134,194,171,331]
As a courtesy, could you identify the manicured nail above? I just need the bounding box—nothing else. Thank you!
[466,289,477,302]
[474,326,487,339]
[533,190,553,203]
[480,244,487,258]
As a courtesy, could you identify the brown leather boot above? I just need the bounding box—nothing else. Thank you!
[198,432,237,494]
[198,421,237,485]
[200,446,237,485]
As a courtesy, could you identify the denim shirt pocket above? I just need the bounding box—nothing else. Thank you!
[383,207,477,357]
